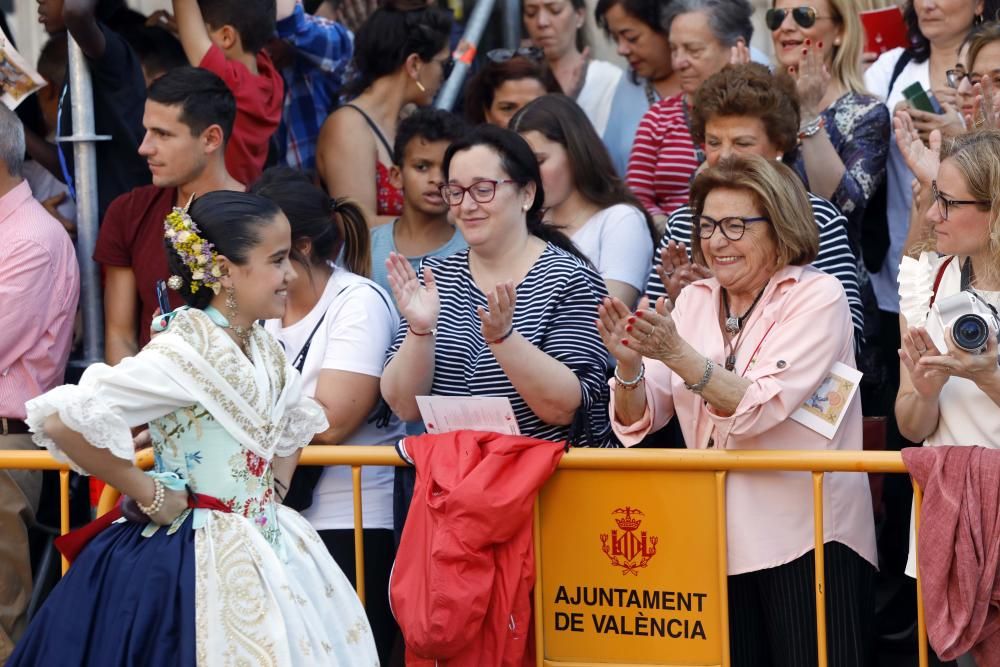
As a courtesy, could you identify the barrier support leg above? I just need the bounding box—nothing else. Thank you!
[914,481,928,667]
[813,472,828,667]
[534,500,544,667]
[352,465,366,607]
[60,469,70,574]
[716,471,730,667]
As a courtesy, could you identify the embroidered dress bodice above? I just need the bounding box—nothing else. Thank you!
[151,408,282,544]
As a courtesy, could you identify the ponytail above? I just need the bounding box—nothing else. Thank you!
[333,198,372,278]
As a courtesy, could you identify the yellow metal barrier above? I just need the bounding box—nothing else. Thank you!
[1,446,927,666]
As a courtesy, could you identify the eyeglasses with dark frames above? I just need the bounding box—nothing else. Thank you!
[946,67,967,89]
[486,46,545,63]
[931,180,990,221]
[764,6,835,31]
[440,179,518,206]
[696,215,770,241]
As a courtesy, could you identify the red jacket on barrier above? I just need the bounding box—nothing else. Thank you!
[903,445,1000,664]
[389,430,565,666]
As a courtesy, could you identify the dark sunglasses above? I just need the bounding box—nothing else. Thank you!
[437,56,455,79]
[764,6,834,31]
[486,46,545,63]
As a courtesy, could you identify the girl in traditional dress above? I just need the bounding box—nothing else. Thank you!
[9,191,379,666]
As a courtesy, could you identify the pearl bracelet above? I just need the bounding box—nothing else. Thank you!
[136,479,165,517]
[614,363,645,390]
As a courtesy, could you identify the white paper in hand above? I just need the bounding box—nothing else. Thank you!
[0,28,47,110]
[416,396,521,435]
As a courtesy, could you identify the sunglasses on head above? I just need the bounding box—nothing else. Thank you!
[764,6,833,31]
[486,46,545,63]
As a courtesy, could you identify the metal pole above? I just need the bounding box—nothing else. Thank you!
[434,0,499,111]
[500,0,520,49]
[62,37,105,366]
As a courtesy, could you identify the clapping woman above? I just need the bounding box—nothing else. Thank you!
[601,154,876,665]
[381,125,612,445]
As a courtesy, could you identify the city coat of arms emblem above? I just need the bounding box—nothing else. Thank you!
[600,506,657,575]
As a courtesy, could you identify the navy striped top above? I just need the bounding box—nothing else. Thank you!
[646,194,864,342]
[387,244,613,447]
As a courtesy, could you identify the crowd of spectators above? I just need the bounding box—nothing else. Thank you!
[3,0,1000,664]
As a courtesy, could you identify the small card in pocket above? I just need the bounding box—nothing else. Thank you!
[790,362,862,439]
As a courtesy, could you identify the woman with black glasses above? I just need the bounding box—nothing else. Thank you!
[381,125,612,446]
[602,154,877,666]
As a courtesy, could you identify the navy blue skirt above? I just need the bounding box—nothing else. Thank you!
[9,517,197,666]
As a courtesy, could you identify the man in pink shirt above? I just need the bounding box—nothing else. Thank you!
[0,106,79,661]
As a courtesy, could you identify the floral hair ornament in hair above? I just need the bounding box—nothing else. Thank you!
[164,194,223,295]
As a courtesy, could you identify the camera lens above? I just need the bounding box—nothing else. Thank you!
[952,314,989,352]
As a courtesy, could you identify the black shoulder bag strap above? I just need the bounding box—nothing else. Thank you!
[343,103,394,157]
[282,283,393,511]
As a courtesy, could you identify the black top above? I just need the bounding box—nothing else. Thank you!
[59,22,150,219]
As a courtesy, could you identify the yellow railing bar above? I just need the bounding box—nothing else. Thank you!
[813,472,828,667]
[0,446,928,666]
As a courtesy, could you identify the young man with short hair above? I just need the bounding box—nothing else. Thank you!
[94,67,243,365]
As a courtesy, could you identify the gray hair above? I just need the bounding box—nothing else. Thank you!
[661,0,754,48]
[0,105,25,178]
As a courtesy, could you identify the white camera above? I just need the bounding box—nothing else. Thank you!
[934,291,1000,355]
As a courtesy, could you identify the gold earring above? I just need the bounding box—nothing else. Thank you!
[415,80,427,93]
[225,286,251,353]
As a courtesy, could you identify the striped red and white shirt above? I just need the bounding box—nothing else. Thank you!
[625,93,701,219]
[0,180,79,419]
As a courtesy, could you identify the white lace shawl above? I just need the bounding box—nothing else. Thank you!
[898,251,945,327]
[25,309,327,474]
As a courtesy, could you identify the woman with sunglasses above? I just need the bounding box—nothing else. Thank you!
[601,154,877,666]
[381,125,612,447]
[768,0,890,240]
[895,131,1000,666]
[462,50,562,128]
[626,0,753,227]
[316,0,453,228]
[522,0,626,140]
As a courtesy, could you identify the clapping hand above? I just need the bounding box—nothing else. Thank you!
[656,240,712,301]
[597,296,643,371]
[970,76,1000,129]
[729,40,750,66]
[478,281,516,342]
[899,326,947,398]
[789,40,831,117]
[915,327,1000,388]
[385,252,439,334]
[892,111,940,187]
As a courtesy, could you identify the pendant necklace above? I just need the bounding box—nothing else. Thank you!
[721,283,768,371]
[722,283,767,335]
